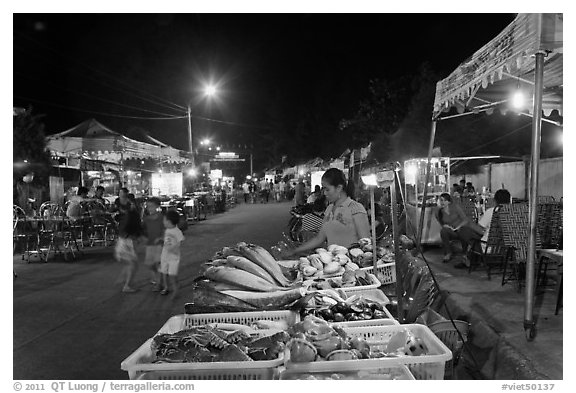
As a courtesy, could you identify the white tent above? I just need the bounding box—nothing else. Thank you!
[47,119,191,164]
[425,13,562,340]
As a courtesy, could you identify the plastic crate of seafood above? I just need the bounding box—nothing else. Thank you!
[180,310,300,330]
[284,324,452,380]
[121,315,290,380]
[360,262,396,285]
[135,368,280,380]
[336,273,381,294]
[278,364,415,380]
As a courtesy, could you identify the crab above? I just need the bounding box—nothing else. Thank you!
[151,325,253,363]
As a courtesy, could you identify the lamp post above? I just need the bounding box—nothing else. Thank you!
[187,106,194,167]
[187,85,218,168]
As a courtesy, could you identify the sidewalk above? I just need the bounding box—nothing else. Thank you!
[418,248,562,380]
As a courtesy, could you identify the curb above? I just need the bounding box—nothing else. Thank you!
[442,293,550,380]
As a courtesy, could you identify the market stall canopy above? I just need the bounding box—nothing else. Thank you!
[433,13,563,118]
[47,119,191,164]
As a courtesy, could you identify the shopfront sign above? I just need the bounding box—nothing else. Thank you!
[151,172,183,196]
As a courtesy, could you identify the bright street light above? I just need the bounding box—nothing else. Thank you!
[201,139,211,146]
[205,85,217,97]
[188,168,198,177]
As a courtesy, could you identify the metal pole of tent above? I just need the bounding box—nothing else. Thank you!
[370,186,378,269]
[524,50,546,341]
[416,120,437,248]
[390,170,404,323]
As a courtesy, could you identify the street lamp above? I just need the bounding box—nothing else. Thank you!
[205,85,217,97]
[187,85,219,167]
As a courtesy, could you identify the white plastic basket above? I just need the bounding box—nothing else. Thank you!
[335,273,382,294]
[121,314,288,380]
[360,262,396,284]
[345,288,391,305]
[284,324,452,380]
[278,364,415,380]
[136,367,279,380]
[181,310,300,328]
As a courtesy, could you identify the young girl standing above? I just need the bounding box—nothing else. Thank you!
[114,208,142,293]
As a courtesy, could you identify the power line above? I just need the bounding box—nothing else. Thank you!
[15,95,187,121]
[456,121,532,156]
[15,32,188,112]
[15,71,185,118]
[189,114,275,130]
[14,44,187,115]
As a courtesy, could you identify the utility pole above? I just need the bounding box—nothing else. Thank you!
[250,153,253,176]
[187,106,195,167]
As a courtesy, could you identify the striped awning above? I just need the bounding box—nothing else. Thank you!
[434,13,563,117]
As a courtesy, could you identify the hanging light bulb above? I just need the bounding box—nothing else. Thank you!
[512,90,525,109]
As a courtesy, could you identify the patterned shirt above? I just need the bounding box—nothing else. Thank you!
[322,197,368,247]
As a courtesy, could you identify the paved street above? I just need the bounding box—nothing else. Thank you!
[13,200,293,380]
[13,199,562,380]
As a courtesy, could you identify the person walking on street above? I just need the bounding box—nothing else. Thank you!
[249,182,255,204]
[142,197,164,290]
[242,182,250,204]
[279,179,286,200]
[159,210,185,297]
[114,207,142,293]
[294,179,306,206]
[274,181,281,202]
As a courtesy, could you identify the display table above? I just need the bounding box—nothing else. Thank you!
[405,203,442,245]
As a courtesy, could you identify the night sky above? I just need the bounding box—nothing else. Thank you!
[14,13,517,168]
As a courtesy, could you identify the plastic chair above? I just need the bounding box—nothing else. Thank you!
[537,195,555,203]
[467,207,509,279]
[13,205,36,262]
[456,197,479,223]
[499,204,542,292]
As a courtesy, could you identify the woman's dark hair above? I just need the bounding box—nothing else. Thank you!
[494,189,511,205]
[322,168,355,199]
[439,193,452,202]
[78,186,89,196]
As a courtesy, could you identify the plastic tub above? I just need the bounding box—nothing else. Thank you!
[336,274,382,294]
[360,262,396,285]
[278,364,415,380]
[284,324,452,380]
[121,315,288,380]
[180,310,300,328]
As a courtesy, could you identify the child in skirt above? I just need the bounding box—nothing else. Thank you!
[114,208,143,293]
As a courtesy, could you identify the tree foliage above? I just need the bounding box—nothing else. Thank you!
[13,108,52,185]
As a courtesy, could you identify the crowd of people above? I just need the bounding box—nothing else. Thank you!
[436,179,511,269]
[57,186,185,296]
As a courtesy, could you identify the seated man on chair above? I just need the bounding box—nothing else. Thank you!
[476,189,511,252]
